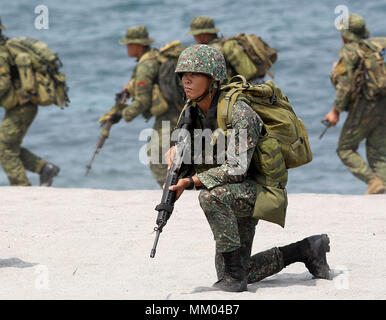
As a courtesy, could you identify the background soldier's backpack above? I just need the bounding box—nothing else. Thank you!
[157,40,186,112]
[356,37,386,100]
[220,34,277,80]
[5,37,69,108]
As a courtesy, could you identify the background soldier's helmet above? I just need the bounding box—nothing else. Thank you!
[0,17,6,30]
[175,44,227,82]
[339,13,370,42]
[186,16,220,36]
[119,26,154,45]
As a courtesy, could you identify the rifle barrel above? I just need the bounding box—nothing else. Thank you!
[85,148,100,176]
[150,228,162,258]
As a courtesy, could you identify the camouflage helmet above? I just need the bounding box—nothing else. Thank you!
[175,44,227,82]
[186,16,220,36]
[0,17,6,30]
[119,26,154,46]
[339,13,369,42]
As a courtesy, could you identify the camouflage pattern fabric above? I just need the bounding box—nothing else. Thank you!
[186,16,220,36]
[332,26,386,186]
[121,48,180,187]
[208,36,266,83]
[146,122,175,187]
[332,42,361,112]
[0,40,18,111]
[339,13,370,42]
[0,103,46,185]
[119,26,154,46]
[337,96,386,184]
[207,37,238,81]
[175,44,227,82]
[196,100,284,282]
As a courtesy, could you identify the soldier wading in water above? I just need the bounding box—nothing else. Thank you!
[166,45,331,292]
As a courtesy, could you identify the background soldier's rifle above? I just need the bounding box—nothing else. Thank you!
[85,89,130,176]
[150,106,193,258]
[319,119,331,140]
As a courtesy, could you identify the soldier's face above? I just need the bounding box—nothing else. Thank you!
[181,72,212,100]
[126,44,143,57]
[194,33,214,44]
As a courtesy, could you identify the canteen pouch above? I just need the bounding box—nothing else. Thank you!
[31,72,55,106]
[14,53,36,93]
[253,184,287,228]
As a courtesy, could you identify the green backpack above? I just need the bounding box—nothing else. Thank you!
[217,76,312,170]
[356,38,386,100]
[5,37,69,108]
[157,40,186,112]
[216,76,312,227]
[218,33,277,81]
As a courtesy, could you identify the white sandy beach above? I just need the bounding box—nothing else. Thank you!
[0,187,385,300]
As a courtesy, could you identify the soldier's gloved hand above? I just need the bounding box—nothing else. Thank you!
[98,114,109,126]
[109,111,122,124]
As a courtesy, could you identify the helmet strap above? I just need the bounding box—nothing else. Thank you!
[192,80,218,103]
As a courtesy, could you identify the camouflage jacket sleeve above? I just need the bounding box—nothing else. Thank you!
[122,58,158,122]
[196,100,262,189]
[333,43,359,112]
[0,48,16,104]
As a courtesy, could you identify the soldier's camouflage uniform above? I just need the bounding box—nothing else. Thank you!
[332,14,386,186]
[176,45,284,282]
[0,24,46,186]
[195,101,284,282]
[118,26,180,187]
[187,16,266,84]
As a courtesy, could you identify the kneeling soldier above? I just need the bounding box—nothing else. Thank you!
[166,45,331,292]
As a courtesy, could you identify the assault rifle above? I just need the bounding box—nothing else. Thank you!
[85,89,130,176]
[319,119,331,140]
[150,106,193,258]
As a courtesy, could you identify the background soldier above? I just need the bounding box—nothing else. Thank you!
[168,45,330,292]
[99,26,182,187]
[324,13,386,195]
[186,16,277,84]
[0,17,60,187]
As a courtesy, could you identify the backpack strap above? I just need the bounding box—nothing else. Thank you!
[176,100,194,128]
[217,86,246,133]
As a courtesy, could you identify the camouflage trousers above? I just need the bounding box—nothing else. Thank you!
[0,103,46,186]
[337,96,386,185]
[147,125,172,188]
[198,179,284,283]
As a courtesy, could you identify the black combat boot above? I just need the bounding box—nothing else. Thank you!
[213,248,247,292]
[40,162,60,187]
[279,234,330,279]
